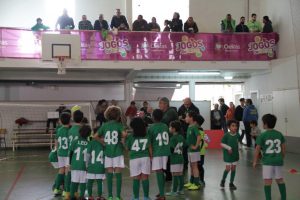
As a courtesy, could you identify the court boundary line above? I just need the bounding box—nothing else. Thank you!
[4,165,25,200]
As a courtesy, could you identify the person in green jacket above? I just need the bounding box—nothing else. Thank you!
[31,18,49,31]
[221,14,236,33]
[247,13,262,33]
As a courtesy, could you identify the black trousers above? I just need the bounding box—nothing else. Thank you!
[244,121,252,147]
[46,119,57,129]
[198,155,205,182]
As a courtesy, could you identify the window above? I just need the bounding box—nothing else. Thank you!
[195,84,243,108]
[171,84,189,101]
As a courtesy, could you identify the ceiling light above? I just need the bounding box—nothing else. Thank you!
[224,76,233,80]
[178,71,220,76]
[176,84,181,87]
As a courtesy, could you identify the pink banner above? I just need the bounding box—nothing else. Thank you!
[0,28,279,61]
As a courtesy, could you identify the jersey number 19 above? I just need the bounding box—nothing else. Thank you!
[156,132,169,146]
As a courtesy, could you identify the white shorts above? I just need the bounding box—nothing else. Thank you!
[262,166,284,179]
[130,157,151,177]
[58,156,69,168]
[71,170,87,183]
[225,162,238,166]
[152,156,168,171]
[105,155,125,168]
[171,164,184,173]
[51,162,59,169]
[86,173,106,180]
[188,152,200,163]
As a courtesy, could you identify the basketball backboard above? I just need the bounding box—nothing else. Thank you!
[41,33,81,63]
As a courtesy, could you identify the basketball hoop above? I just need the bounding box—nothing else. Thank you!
[54,56,70,75]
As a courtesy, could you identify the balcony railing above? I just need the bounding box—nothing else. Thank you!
[0,27,279,61]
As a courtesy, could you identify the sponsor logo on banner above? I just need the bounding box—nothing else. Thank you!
[175,36,206,58]
[248,36,276,57]
[0,40,8,48]
[98,34,131,57]
[215,43,240,52]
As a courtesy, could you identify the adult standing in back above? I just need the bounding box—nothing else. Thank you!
[262,16,273,33]
[170,12,183,32]
[148,17,160,32]
[235,17,249,33]
[78,15,93,30]
[221,14,236,33]
[178,97,200,133]
[247,13,262,33]
[243,99,258,147]
[218,98,229,132]
[110,9,129,31]
[184,17,199,33]
[55,9,75,30]
[132,15,149,31]
[94,14,109,31]
[234,98,246,143]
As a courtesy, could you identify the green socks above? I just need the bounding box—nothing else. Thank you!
[189,175,194,184]
[278,183,286,200]
[156,172,165,196]
[172,176,179,192]
[70,182,79,198]
[222,170,229,181]
[178,175,184,191]
[142,179,149,198]
[106,173,113,197]
[115,173,122,198]
[97,179,103,197]
[55,173,64,190]
[264,185,272,200]
[230,170,236,183]
[64,172,71,192]
[133,179,140,199]
[79,183,86,197]
[87,179,94,197]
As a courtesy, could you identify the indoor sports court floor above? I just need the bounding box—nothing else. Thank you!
[0,148,299,200]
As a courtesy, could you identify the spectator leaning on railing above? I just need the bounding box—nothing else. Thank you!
[110,8,129,31]
[31,18,49,31]
[184,17,199,33]
[55,9,75,30]
[235,16,249,33]
[247,13,262,33]
[78,15,93,30]
[221,14,236,33]
[94,14,109,31]
[148,17,160,32]
[163,20,171,32]
[169,12,183,32]
[132,15,149,31]
[262,16,273,33]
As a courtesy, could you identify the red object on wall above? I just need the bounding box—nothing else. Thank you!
[204,130,224,149]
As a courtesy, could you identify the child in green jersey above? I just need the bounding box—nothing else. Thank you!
[196,115,208,186]
[69,125,90,200]
[126,117,152,200]
[220,120,239,190]
[253,114,286,200]
[63,110,84,198]
[54,112,71,197]
[184,112,201,190]
[86,132,106,200]
[166,120,185,196]
[96,106,127,200]
[148,109,171,200]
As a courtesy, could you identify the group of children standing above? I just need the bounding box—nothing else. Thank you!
[49,104,287,200]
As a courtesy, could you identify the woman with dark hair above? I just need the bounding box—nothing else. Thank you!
[127,117,151,200]
[262,16,273,33]
[148,17,160,32]
[170,12,183,32]
[184,17,199,33]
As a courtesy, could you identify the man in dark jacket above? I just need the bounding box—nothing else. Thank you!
[234,98,246,143]
[243,99,258,147]
[110,9,129,30]
[178,97,200,132]
[235,17,249,32]
[218,98,229,132]
[55,9,75,30]
[170,12,183,32]
[262,16,273,33]
[94,14,109,31]
[132,15,149,31]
